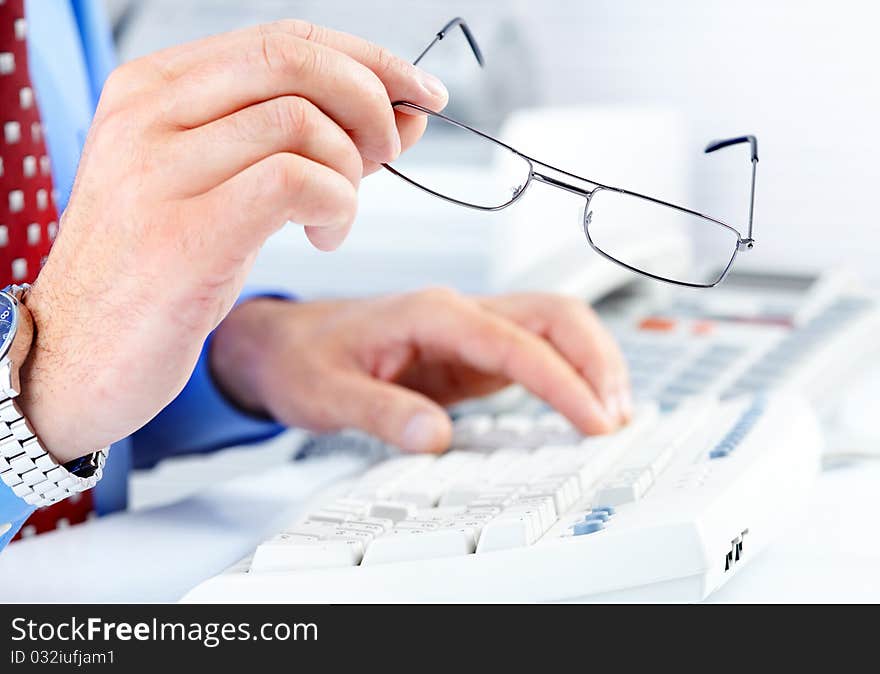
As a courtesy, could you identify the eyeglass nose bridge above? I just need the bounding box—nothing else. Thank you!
[530,170,596,199]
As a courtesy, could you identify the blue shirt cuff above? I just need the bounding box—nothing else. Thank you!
[130,290,295,469]
[0,487,34,551]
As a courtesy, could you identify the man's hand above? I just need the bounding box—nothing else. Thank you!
[211,290,632,453]
[18,21,448,461]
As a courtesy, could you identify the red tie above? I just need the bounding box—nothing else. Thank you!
[2,0,95,539]
[0,0,56,284]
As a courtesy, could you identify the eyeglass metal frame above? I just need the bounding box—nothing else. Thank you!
[383,17,760,289]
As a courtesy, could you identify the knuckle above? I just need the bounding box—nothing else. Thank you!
[564,295,587,313]
[270,96,312,138]
[265,153,305,196]
[99,62,146,111]
[258,30,321,78]
[494,329,527,377]
[415,286,461,307]
[102,64,133,96]
[93,106,128,137]
[264,156,359,228]
[287,18,320,43]
[370,43,404,79]
[363,70,391,108]
[348,61,392,114]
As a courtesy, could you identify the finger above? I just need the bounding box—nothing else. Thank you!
[363,109,428,176]
[400,290,617,434]
[317,372,452,453]
[157,32,399,163]
[169,96,363,196]
[304,219,353,251]
[263,20,449,109]
[147,20,448,116]
[480,294,632,422]
[185,152,358,259]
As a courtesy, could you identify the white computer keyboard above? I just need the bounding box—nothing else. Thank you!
[183,391,821,603]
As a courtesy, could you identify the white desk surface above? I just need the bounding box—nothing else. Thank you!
[2,433,880,603]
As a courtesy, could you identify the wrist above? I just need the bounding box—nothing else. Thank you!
[13,281,99,463]
[209,297,289,419]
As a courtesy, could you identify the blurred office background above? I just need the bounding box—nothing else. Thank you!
[104,0,880,293]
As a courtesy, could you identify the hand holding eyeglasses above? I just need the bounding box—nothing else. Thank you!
[20,20,452,460]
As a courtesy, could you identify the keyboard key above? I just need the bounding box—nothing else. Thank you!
[369,501,419,522]
[584,511,610,522]
[508,495,557,531]
[329,528,375,547]
[309,509,357,524]
[476,512,542,553]
[394,520,442,532]
[572,520,604,536]
[490,414,536,446]
[362,528,476,565]
[450,515,491,543]
[439,483,486,507]
[388,480,447,507]
[286,520,342,539]
[451,414,493,447]
[251,536,364,572]
[595,468,653,506]
[340,520,391,536]
[534,412,581,444]
[329,498,372,515]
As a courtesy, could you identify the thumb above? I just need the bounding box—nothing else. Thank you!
[322,373,452,453]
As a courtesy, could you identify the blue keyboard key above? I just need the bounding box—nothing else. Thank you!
[573,520,605,536]
[584,511,610,522]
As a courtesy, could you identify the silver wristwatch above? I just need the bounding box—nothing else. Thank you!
[0,284,107,507]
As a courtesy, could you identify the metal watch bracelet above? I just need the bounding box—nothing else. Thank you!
[0,397,107,507]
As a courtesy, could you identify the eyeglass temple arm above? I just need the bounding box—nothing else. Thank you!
[413,17,485,67]
[705,135,758,246]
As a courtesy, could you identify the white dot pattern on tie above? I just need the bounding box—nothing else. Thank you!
[0,51,13,75]
[7,189,22,212]
[3,119,19,143]
[26,222,39,245]
[11,256,26,279]
[2,1,58,289]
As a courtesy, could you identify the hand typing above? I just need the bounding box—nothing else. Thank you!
[211,290,631,453]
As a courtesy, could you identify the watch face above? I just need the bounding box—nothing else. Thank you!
[0,292,18,359]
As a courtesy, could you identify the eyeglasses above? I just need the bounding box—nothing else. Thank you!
[384,17,759,289]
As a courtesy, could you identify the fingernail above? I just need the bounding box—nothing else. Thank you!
[401,412,441,453]
[416,68,449,101]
